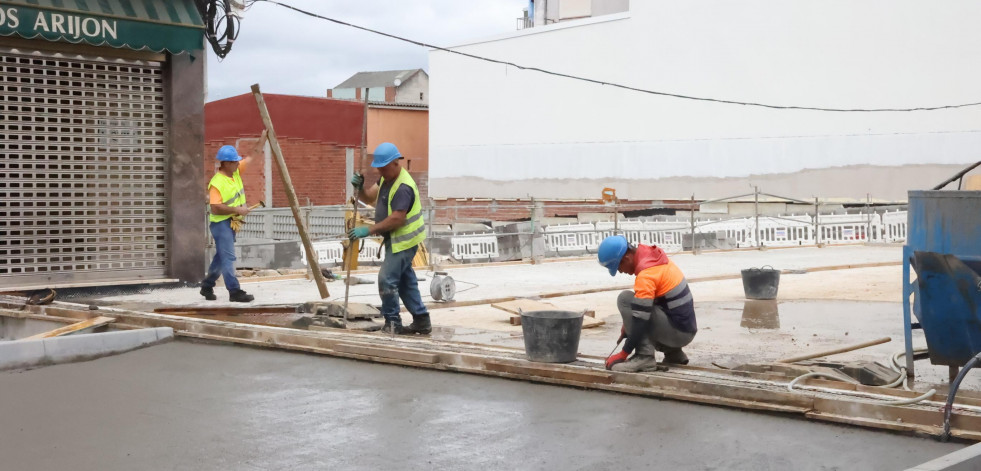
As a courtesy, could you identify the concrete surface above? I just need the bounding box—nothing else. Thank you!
[67,245,978,391]
[907,441,981,471]
[0,327,174,371]
[88,245,901,308]
[0,341,964,471]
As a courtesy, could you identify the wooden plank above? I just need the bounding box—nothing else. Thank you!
[506,313,603,329]
[154,306,297,316]
[23,316,115,340]
[491,299,557,315]
[494,300,604,328]
[485,361,614,385]
[333,343,439,364]
[0,307,29,318]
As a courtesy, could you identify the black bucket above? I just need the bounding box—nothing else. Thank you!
[520,310,583,363]
[741,266,781,300]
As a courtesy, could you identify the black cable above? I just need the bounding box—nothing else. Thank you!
[255,0,981,113]
[940,352,981,442]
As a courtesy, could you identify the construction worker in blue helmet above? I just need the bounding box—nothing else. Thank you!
[349,142,430,335]
[200,144,256,303]
[597,235,697,372]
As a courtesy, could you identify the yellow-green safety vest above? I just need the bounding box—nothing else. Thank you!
[380,168,426,253]
[208,169,245,223]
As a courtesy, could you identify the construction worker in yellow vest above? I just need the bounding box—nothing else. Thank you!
[349,142,429,335]
[200,145,255,303]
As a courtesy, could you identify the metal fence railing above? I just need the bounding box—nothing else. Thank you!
[219,189,908,269]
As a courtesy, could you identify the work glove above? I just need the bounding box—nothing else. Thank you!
[606,350,629,370]
[347,226,370,240]
[351,172,364,190]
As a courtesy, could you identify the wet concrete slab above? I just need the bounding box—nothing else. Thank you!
[0,341,964,470]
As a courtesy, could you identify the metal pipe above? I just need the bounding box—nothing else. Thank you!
[345,87,370,321]
[754,186,760,248]
[933,160,981,190]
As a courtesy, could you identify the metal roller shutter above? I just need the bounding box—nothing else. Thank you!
[0,46,169,287]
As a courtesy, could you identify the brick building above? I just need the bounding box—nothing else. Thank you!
[205,93,429,209]
[204,94,362,208]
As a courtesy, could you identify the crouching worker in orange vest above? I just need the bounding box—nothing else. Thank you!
[598,235,697,372]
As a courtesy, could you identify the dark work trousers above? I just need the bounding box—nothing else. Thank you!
[377,243,428,325]
[202,219,240,292]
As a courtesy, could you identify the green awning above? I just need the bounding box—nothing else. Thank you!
[0,0,205,53]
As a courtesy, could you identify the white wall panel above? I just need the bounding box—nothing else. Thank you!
[430,0,981,200]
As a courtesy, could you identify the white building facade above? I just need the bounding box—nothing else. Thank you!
[430,1,981,202]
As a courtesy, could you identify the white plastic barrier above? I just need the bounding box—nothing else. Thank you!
[358,238,386,263]
[299,240,345,265]
[595,221,645,246]
[881,210,908,243]
[756,215,813,247]
[544,223,598,254]
[451,234,500,261]
[298,238,387,266]
[642,221,689,252]
[817,213,881,244]
[696,218,753,248]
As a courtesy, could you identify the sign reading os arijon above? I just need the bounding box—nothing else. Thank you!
[0,2,204,53]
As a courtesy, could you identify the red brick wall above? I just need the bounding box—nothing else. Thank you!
[205,94,365,207]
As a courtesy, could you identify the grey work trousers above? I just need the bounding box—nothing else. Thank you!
[617,290,696,356]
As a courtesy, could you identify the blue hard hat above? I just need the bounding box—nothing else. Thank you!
[216,145,241,162]
[370,142,402,168]
[597,235,629,276]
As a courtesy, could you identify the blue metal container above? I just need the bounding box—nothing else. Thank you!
[903,190,981,373]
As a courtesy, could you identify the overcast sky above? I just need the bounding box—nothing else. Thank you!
[204,0,527,101]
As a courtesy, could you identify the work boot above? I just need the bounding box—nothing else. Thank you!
[200,287,216,301]
[229,289,254,303]
[380,319,404,335]
[611,354,664,373]
[402,314,432,335]
[661,347,689,365]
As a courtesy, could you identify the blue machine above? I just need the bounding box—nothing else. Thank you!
[903,190,981,377]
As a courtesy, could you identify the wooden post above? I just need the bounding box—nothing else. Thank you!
[251,84,330,298]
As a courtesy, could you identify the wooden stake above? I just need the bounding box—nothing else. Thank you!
[251,84,329,298]
[777,337,891,363]
[23,316,115,339]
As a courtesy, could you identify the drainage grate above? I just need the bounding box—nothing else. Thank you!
[0,46,168,286]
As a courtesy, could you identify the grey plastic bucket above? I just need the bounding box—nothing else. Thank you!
[520,310,583,363]
[741,266,781,300]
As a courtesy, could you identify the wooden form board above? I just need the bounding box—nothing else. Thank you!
[492,299,604,328]
[23,316,115,340]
